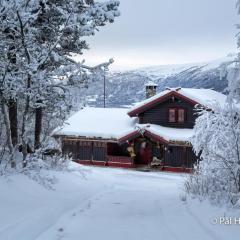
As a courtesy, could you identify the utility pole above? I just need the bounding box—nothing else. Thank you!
[82,58,113,109]
[103,69,106,108]
[103,63,110,108]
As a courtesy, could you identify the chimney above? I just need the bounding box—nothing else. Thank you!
[145,81,157,99]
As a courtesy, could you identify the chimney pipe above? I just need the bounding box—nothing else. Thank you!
[145,81,158,99]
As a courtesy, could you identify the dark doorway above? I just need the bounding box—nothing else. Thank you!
[135,139,152,165]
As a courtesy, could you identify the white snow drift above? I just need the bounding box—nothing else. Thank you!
[0,164,239,240]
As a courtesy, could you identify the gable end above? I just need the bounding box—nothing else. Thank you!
[128,91,200,117]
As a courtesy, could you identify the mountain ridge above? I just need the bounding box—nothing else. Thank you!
[76,54,236,108]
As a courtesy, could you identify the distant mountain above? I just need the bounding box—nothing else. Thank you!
[77,54,236,108]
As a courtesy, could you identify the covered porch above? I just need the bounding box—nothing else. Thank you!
[118,128,197,172]
[61,138,134,168]
[61,131,197,172]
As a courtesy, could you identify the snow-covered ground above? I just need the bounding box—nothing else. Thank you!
[0,164,239,240]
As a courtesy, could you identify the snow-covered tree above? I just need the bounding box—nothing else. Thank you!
[227,0,240,102]
[185,0,240,207]
[227,58,240,102]
[186,104,240,206]
[0,0,120,167]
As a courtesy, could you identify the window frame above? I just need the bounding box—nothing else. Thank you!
[168,108,186,123]
[177,108,185,123]
[168,108,177,123]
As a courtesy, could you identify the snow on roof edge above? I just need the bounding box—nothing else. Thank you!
[53,107,137,140]
[128,88,227,115]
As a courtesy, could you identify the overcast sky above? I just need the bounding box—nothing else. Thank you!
[80,0,239,70]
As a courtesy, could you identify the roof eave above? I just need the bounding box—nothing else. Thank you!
[53,134,118,142]
[118,130,142,143]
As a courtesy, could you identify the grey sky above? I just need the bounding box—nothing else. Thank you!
[81,0,239,70]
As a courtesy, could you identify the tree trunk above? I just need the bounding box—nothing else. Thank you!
[21,87,30,168]
[8,98,18,147]
[0,95,16,168]
[34,105,43,150]
[17,11,32,167]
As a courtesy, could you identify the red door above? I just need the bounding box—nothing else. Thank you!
[138,142,152,164]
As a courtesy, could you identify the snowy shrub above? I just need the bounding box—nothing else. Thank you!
[24,152,68,171]
[0,146,72,188]
[185,104,240,207]
[21,151,72,189]
[22,166,57,190]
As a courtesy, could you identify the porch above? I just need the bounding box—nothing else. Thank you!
[62,137,197,172]
[62,139,134,168]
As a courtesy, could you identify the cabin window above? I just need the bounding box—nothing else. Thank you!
[168,108,185,123]
[169,108,176,122]
[178,109,185,122]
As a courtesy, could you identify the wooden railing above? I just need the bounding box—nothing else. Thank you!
[107,155,132,163]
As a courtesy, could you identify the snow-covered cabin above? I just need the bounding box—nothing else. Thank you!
[53,86,226,172]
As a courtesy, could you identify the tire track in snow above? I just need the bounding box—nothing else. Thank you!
[184,203,222,240]
[34,184,116,240]
[154,201,180,240]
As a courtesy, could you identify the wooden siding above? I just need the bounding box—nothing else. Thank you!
[139,97,197,128]
[77,141,92,160]
[93,142,107,161]
[164,146,198,168]
[63,140,107,161]
[185,147,198,168]
[62,140,77,159]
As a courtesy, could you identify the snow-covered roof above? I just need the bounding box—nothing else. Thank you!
[53,107,137,140]
[128,88,227,116]
[140,124,193,142]
[54,107,194,143]
[118,124,193,143]
[177,88,227,107]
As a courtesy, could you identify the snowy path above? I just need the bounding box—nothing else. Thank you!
[0,165,239,240]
